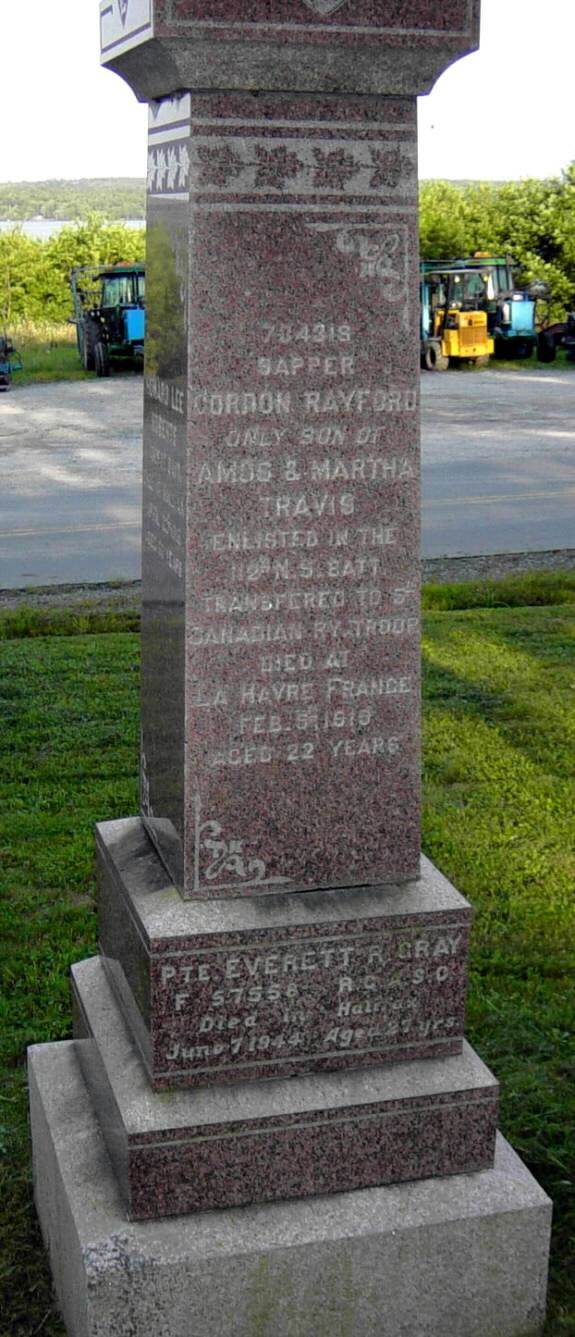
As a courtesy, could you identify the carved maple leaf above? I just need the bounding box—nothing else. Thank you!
[155,149,167,191]
[177,144,190,188]
[166,148,179,190]
[312,148,359,191]
[196,144,243,187]
[369,147,404,192]
[253,145,302,190]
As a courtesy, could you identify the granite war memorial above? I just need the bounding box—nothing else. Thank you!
[28,3,552,1334]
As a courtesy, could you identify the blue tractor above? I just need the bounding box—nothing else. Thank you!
[71,262,145,376]
[0,333,23,390]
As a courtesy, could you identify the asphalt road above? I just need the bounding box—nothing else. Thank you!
[0,369,574,588]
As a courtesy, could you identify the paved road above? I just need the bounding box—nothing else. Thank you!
[0,369,574,588]
[0,379,142,587]
[422,369,575,557]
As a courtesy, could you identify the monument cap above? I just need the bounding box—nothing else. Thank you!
[100,0,481,102]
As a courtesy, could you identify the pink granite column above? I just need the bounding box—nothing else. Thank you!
[141,89,422,897]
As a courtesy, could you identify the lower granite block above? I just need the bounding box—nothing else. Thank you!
[29,1040,551,1337]
[71,956,498,1220]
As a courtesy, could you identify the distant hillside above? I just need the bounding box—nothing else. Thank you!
[0,179,146,221]
[0,176,525,222]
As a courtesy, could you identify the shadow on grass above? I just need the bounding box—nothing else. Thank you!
[423,606,575,783]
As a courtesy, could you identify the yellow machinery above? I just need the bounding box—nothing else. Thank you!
[420,265,494,370]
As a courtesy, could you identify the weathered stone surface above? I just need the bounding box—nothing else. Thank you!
[100,0,482,101]
[29,1039,551,1337]
[71,956,498,1220]
[98,817,472,1088]
[141,89,422,898]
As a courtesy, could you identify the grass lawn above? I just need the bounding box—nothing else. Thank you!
[7,322,91,386]
[0,595,573,1335]
[7,322,143,387]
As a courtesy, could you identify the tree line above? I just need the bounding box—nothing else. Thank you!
[1,167,574,325]
[0,216,146,324]
[0,179,145,222]
[420,166,575,316]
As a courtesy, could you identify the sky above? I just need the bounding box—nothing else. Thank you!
[0,0,574,186]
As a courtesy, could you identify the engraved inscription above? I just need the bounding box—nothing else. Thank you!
[155,923,467,1077]
[183,302,419,803]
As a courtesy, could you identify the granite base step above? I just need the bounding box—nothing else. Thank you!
[71,955,498,1221]
[28,1038,551,1337]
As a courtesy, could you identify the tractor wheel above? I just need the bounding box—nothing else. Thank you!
[94,341,110,377]
[423,343,449,372]
[514,340,533,361]
[537,333,556,364]
[82,319,98,372]
[474,355,490,369]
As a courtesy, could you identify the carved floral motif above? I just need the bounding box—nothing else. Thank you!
[369,146,404,191]
[305,220,410,326]
[169,139,413,197]
[196,144,244,187]
[312,147,359,191]
[147,142,190,194]
[253,145,302,190]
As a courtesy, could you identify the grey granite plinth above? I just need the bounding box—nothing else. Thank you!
[71,956,497,1220]
[29,1039,551,1337]
[100,0,481,102]
[98,817,472,1088]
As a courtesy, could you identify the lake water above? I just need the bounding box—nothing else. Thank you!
[0,219,145,240]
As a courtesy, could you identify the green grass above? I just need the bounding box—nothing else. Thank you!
[421,604,575,1334]
[7,321,143,386]
[0,603,141,640]
[491,349,574,374]
[0,604,573,1334]
[423,570,575,612]
[8,321,91,386]
[451,349,574,374]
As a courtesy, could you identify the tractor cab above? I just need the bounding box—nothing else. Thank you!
[420,264,494,370]
[71,263,146,376]
[452,254,539,358]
